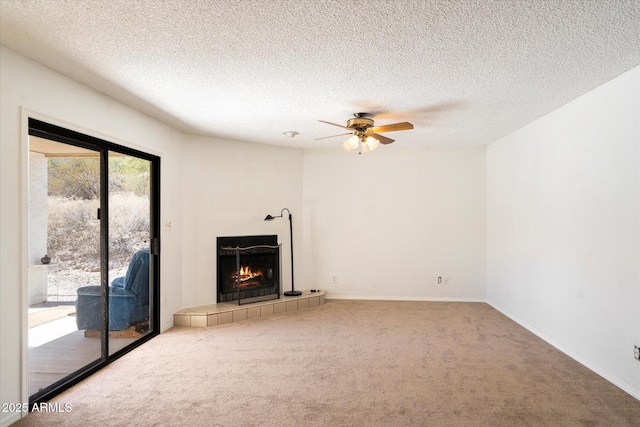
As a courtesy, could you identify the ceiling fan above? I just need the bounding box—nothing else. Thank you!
[316,113,414,154]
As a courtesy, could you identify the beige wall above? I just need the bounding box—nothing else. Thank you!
[486,66,640,398]
[302,146,486,300]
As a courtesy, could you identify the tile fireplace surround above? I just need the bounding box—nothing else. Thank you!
[174,290,325,327]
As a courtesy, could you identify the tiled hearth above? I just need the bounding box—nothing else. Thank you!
[174,290,325,327]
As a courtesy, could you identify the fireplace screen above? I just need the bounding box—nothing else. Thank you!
[217,235,280,304]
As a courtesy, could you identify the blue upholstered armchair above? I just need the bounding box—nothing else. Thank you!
[76,248,150,331]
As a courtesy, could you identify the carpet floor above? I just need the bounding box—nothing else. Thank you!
[14,300,640,426]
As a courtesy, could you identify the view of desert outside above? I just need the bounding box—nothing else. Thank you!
[45,156,150,302]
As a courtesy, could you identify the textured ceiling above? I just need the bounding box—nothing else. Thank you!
[1,0,639,149]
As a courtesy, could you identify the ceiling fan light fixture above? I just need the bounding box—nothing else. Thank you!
[347,135,359,149]
[317,113,413,153]
[364,136,380,151]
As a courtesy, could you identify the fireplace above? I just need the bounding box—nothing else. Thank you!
[217,235,280,304]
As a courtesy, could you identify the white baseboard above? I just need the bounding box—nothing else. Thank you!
[325,294,485,303]
[0,412,23,427]
[487,300,640,401]
[161,321,174,333]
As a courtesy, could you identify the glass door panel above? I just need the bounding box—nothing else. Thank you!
[28,137,103,399]
[28,118,160,406]
[107,151,152,355]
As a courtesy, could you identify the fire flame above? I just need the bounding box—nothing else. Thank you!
[231,266,263,282]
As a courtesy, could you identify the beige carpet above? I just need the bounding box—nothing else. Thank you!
[15,300,640,426]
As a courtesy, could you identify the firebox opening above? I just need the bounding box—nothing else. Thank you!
[217,235,280,304]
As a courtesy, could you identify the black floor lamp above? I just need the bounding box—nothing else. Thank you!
[264,208,301,296]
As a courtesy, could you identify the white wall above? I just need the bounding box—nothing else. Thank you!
[180,134,304,306]
[28,152,48,305]
[302,147,486,300]
[0,46,185,426]
[28,152,47,267]
[486,66,640,398]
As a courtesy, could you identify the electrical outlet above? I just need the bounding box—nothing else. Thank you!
[437,276,442,284]
[332,276,337,284]
[634,345,640,361]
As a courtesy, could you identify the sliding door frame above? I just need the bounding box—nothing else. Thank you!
[25,116,161,407]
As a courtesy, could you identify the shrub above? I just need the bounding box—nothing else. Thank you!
[48,158,100,200]
[48,194,150,271]
[108,193,150,266]
[47,197,100,270]
[48,157,150,200]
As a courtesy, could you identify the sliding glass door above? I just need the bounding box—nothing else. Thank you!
[27,118,160,405]
[28,138,104,398]
[107,151,153,355]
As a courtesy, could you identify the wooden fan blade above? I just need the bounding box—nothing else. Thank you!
[369,133,395,145]
[318,120,350,130]
[315,132,352,141]
[367,122,414,134]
